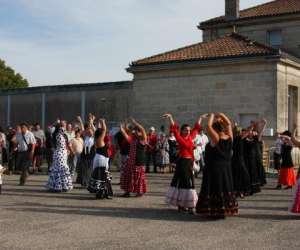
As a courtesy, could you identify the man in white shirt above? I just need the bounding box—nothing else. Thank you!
[198,129,209,171]
[15,123,36,185]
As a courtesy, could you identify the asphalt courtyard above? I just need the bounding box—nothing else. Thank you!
[0,172,299,250]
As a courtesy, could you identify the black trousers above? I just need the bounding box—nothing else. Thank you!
[16,151,31,185]
[145,151,157,173]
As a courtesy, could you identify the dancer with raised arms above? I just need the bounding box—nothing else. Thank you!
[196,113,238,219]
[120,118,147,197]
[163,113,203,214]
[88,119,113,199]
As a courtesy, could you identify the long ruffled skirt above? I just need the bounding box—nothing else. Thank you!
[279,167,296,186]
[121,165,147,194]
[165,158,198,208]
[47,150,73,192]
[289,178,300,214]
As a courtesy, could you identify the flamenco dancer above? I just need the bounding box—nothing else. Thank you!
[76,116,95,186]
[276,131,296,190]
[243,119,267,195]
[231,127,251,198]
[88,119,113,199]
[255,119,267,186]
[164,113,203,214]
[120,118,147,197]
[196,113,238,219]
[46,122,73,192]
[289,129,300,214]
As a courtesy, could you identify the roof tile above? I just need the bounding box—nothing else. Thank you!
[201,0,300,26]
[131,33,278,66]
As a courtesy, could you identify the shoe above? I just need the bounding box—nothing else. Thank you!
[135,193,143,198]
[275,185,282,190]
[284,186,292,190]
[188,208,194,215]
[120,192,130,198]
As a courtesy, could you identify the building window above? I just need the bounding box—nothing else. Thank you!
[268,30,282,47]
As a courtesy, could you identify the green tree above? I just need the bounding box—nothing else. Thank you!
[0,59,29,89]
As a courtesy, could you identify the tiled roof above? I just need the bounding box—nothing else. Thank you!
[201,0,300,26]
[131,33,279,67]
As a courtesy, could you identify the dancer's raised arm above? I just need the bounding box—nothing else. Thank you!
[95,119,107,147]
[76,116,85,132]
[130,117,147,142]
[257,118,267,141]
[162,113,175,126]
[207,113,219,145]
[120,122,130,142]
[292,129,300,148]
[216,112,233,141]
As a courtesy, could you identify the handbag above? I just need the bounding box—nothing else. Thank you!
[22,134,33,153]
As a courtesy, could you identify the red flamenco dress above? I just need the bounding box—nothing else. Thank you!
[165,123,200,209]
[120,136,147,195]
[278,144,296,187]
[290,176,300,214]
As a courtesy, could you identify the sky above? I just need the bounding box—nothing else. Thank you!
[0,0,271,86]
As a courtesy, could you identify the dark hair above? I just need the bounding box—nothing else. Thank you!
[282,130,291,137]
[52,123,68,148]
[212,121,225,133]
[20,123,28,128]
[34,123,40,127]
[180,124,190,133]
[160,125,165,132]
[75,128,81,136]
[95,128,103,139]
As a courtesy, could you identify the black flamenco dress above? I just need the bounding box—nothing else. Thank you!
[244,137,261,194]
[196,139,238,217]
[231,136,251,196]
[88,145,113,199]
[256,140,267,186]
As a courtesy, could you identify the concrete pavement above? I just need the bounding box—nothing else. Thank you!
[0,173,299,250]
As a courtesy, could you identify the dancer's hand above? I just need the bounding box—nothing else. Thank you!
[162,113,172,119]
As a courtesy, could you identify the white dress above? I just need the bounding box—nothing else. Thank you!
[47,129,73,192]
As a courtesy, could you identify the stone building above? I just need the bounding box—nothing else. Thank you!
[1,0,300,134]
[128,0,300,133]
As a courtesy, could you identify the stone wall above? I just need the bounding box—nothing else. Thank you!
[277,62,300,132]
[202,19,300,58]
[132,60,278,130]
[0,81,132,128]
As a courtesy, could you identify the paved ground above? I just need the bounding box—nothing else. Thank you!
[0,172,299,250]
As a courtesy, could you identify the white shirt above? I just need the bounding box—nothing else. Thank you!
[16,131,36,152]
[84,136,94,154]
[196,133,209,154]
[0,165,5,185]
[65,131,75,142]
[0,133,6,149]
[275,138,282,154]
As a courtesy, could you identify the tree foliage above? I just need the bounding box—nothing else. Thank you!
[0,59,29,89]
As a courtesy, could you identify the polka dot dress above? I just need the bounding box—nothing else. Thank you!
[47,129,73,192]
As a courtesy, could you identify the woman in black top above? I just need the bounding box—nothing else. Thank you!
[277,131,296,189]
[87,119,113,199]
[120,118,147,197]
[196,113,238,219]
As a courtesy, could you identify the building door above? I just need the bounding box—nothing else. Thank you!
[288,86,298,132]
